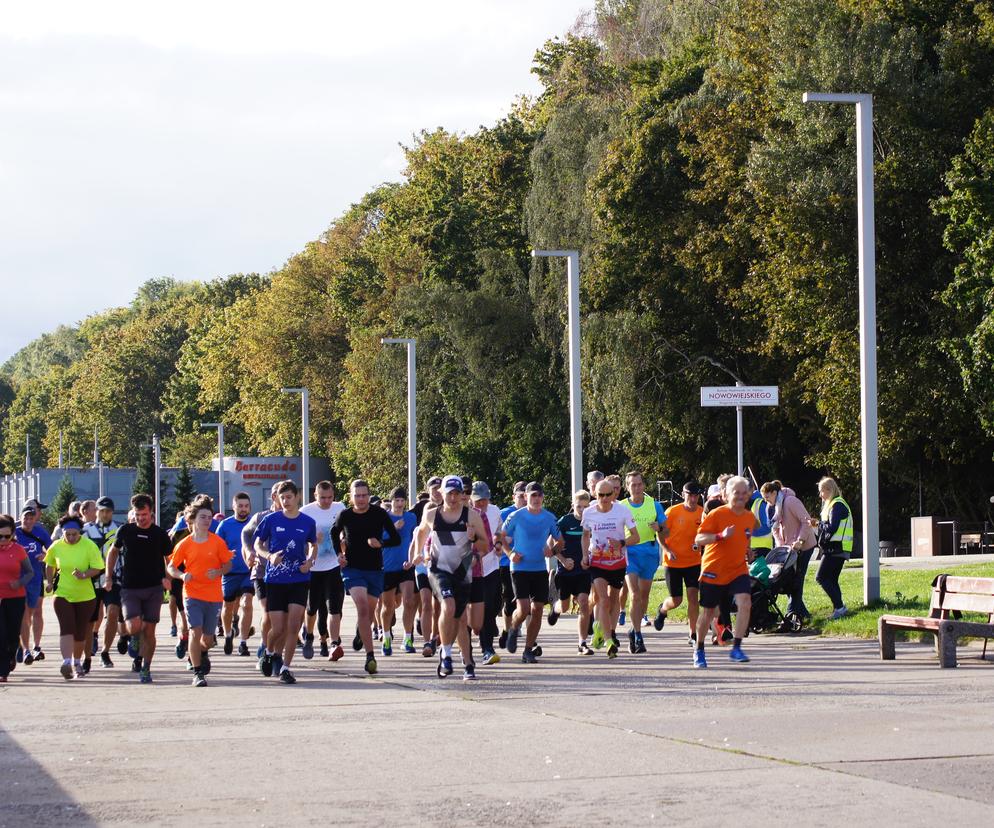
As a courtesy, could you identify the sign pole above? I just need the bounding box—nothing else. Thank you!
[735,380,744,475]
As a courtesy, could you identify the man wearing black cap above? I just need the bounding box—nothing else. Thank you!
[653,482,705,645]
[84,497,121,668]
[15,500,52,665]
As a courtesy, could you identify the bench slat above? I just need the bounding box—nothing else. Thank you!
[938,593,994,614]
[942,577,994,594]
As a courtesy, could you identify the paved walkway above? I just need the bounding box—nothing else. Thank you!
[2,599,992,826]
[881,553,994,570]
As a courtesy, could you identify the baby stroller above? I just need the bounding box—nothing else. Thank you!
[748,546,803,634]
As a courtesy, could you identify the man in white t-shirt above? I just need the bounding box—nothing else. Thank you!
[581,480,638,658]
[300,481,346,660]
[468,481,503,666]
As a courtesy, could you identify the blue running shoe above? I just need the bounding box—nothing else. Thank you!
[256,643,266,659]
[127,637,139,659]
[505,626,520,654]
[437,653,453,678]
[693,649,707,669]
[618,610,626,627]
[729,646,750,663]
[403,635,416,654]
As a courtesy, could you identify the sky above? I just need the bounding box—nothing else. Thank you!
[0,0,587,363]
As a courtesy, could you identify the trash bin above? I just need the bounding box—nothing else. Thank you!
[880,541,898,558]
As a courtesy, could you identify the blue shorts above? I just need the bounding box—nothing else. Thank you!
[25,586,43,610]
[626,547,661,581]
[341,567,384,599]
[222,572,254,603]
[185,598,222,632]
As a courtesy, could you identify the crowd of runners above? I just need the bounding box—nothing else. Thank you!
[0,469,854,685]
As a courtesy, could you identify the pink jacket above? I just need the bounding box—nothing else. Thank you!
[772,488,817,550]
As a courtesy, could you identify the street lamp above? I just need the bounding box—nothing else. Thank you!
[280,388,310,505]
[803,91,880,604]
[200,422,226,514]
[381,338,417,500]
[531,249,583,493]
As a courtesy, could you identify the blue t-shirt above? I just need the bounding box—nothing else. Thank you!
[254,511,317,584]
[502,507,561,572]
[216,516,250,575]
[498,504,517,567]
[16,523,51,592]
[382,510,416,573]
[622,499,667,556]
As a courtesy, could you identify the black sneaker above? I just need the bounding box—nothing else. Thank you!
[506,626,520,654]
[193,672,207,688]
[721,626,734,644]
[117,635,129,656]
[635,636,647,654]
[653,606,667,631]
[498,630,507,649]
[319,640,329,658]
[462,662,477,681]
[259,653,273,677]
[365,653,378,675]
[688,633,697,647]
[100,651,113,668]
[201,653,212,676]
[352,628,363,651]
[131,656,141,673]
[607,642,619,659]
[302,634,315,660]
[577,641,594,656]
[91,633,99,656]
[532,645,543,658]
[627,628,637,654]
[175,637,188,659]
[271,654,283,676]
[279,669,297,684]
[547,609,559,626]
[223,634,234,655]
[22,651,34,666]
[611,633,621,649]
[238,641,250,657]
[521,648,538,664]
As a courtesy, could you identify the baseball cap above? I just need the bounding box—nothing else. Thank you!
[525,481,544,495]
[22,497,46,512]
[441,475,463,493]
[682,482,704,496]
[512,481,527,494]
[427,476,443,488]
[96,496,115,511]
[707,484,721,499]
[471,481,491,500]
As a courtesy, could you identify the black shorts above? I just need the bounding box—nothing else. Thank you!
[511,570,549,605]
[102,583,122,608]
[665,565,701,599]
[169,578,184,602]
[469,575,485,604]
[589,566,626,590]
[307,568,345,616]
[90,588,106,622]
[265,581,310,613]
[698,574,751,609]
[499,566,515,616]
[384,568,415,593]
[415,572,431,592]
[429,569,471,618]
[254,578,267,601]
[555,569,591,600]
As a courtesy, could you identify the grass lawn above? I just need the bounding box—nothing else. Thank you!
[645,560,994,639]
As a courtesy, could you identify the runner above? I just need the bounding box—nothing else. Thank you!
[412,476,442,654]
[330,479,401,675]
[15,499,51,665]
[242,484,281,663]
[585,470,605,497]
[496,481,526,649]
[581,480,637,658]
[105,493,174,683]
[0,514,33,684]
[468,481,502,666]
[300,481,346,661]
[253,480,317,684]
[654,482,705,645]
[412,475,488,680]
[167,501,234,686]
[500,481,561,664]
[620,471,668,654]
[83,496,120,669]
[379,487,417,656]
[217,492,254,656]
[693,475,756,668]
[554,490,593,655]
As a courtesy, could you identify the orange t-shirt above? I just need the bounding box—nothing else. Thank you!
[698,505,758,586]
[169,533,233,602]
[663,504,703,567]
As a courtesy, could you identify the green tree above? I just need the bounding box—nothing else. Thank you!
[44,474,76,527]
[170,462,196,519]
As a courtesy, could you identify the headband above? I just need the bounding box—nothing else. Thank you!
[61,519,83,533]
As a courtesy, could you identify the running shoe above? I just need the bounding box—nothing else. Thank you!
[82,656,92,674]
[16,647,23,663]
[643,614,651,626]
[92,633,99,657]
[60,661,73,680]
[532,645,543,658]
[74,663,86,679]
[139,668,153,683]
[627,628,637,654]
[279,669,297,684]
[521,648,537,664]
[577,642,594,656]
[617,610,626,627]
[330,643,345,662]
[201,653,212,675]
[498,630,507,650]
[32,647,44,662]
[591,622,605,650]
[729,646,750,663]
[482,650,501,665]
[365,653,378,675]
[238,641,250,657]
[271,654,283,676]
[505,626,520,654]
[462,662,477,681]
[382,634,392,657]
[403,635,415,654]
[831,606,849,620]
[693,649,707,669]
[216,619,224,637]
[653,606,667,631]
[175,637,188,659]
[437,653,453,677]
[169,624,177,638]
[320,640,330,658]
[352,628,363,651]
[635,636,647,654]
[256,643,266,659]
[721,626,734,645]
[607,642,619,659]
[302,635,314,660]
[192,672,207,688]
[372,626,381,641]
[224,634,234,656]
[132,656,141,673]
[259,653,273,677]
[612,633,621,649]
[23,651,34,666]
[547,608,559,626]
[688,633,697,647]
[128,636,140,659]
[100,651,113,668]
[118,636,129,655]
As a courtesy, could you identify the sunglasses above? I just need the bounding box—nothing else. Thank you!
[0,532,12,540]
[597,492,613,499]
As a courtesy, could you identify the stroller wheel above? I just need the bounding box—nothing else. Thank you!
[786,612,804,633]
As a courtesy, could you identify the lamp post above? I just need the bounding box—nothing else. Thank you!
[280,388,310,505]
[802,91,880,604]
[201,422,226,513]
[531,249,583,493]
[381,338,417,500]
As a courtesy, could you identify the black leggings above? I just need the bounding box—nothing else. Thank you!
[816,553,846,610]
[53,597,97,642]
[498,567,515,618]
[0,596,26,678]
[478,571,501,652]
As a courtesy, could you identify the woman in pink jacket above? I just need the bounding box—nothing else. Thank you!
[760,481,818,621]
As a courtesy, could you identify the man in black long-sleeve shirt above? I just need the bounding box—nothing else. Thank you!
[331,479,401,674]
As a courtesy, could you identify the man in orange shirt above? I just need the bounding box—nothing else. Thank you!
[693,475,756,668]
[168,502,234,687]
[654,481,705,645]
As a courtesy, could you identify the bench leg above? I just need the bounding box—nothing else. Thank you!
[878,618,895,660]
[937,626,957,668]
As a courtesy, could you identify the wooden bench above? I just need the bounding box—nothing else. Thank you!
[879,575,994,668]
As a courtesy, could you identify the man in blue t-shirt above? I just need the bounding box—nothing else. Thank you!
[253,480,317,684]
[499,481,561,663]
[379,487,418,656]
[16,501,52,664]
[217,492,254,656]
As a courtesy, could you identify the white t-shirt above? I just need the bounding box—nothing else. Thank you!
[581,502,636,569]
[301,501,346,571]
[480,503,502,577]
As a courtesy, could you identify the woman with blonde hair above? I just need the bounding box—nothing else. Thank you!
[814,477,852,620]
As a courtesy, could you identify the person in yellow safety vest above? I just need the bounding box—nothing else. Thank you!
[813,477,852,620]
[749,491,774,554]
[620,471,668,654]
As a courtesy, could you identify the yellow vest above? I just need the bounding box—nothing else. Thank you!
[750,498,773,550]
[623,496,659,547]
[825,496,853,552]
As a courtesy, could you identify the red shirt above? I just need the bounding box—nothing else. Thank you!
[0,542,28,599]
